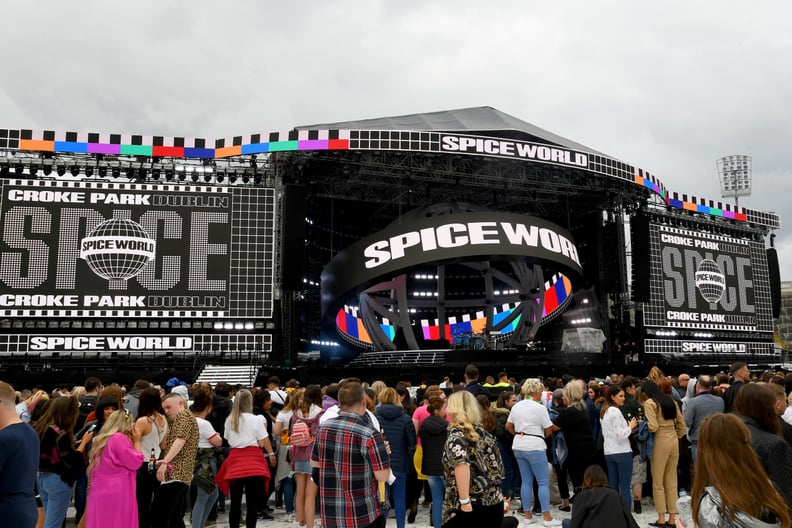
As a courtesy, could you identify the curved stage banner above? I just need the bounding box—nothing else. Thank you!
[0,179,275,318]
[321,211,583,317]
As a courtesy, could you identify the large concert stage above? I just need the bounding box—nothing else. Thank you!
[0,107,783,387]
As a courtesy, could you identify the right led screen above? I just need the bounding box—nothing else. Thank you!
[641,221,773,333]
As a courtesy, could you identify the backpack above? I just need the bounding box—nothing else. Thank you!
[290,416,314,447]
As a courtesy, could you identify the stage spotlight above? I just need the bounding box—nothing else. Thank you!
[215,173,225,183]
[85,166,94,177]
[28,165,38,176]
[0,165,8,177]
[250,155,258,168]
[228,173,238,184]
[43,164,52,175]
[191,173,199,182]
[254,174,262,185]
[14,164,24,176]
[165,169,174,181]
[70,166,80,176]
[178,171,186,181]
[111,167,120,178]
[57,166,66,176]
[98,166,107,177]
[241,174,250,184]
[203,174,212,183]
[151,168,161,180]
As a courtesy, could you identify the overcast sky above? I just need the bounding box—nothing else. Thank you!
[2,1,790,277]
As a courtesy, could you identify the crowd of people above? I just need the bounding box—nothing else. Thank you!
[1,361,792,528]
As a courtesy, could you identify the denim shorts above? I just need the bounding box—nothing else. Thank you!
[293,460,312,474]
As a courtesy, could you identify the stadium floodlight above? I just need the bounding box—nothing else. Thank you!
[716,155,751,208]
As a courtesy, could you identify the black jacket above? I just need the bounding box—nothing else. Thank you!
[569,486,639,528]
[742,415,792,508]
[374,404,416,474]
[419,415,448,477]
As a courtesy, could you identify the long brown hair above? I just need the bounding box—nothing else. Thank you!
[692,413,790,527]
[33,396,79,438]
[734,383,781,436]
[600,385,624,419]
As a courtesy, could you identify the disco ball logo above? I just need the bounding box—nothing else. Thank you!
[80,219,156,280]
[694,258,726,304]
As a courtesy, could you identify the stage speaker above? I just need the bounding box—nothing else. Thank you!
[280,184,307,290]
[768,247,782,318]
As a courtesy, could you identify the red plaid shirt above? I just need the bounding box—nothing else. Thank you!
[311,410,390,528]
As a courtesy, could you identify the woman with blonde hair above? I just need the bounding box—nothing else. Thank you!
[215,389,276,528]
[677,413,790,528]
[507,378,561,526]
[442,391,504,527]
[551,381,597,495]
[84,409,145,528]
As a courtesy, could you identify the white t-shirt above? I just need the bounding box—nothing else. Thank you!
[269,389,288,408]
[507,398,552,452]
[320,404,380,430]
[276,409,293,430]
[224,412,267,448]
[601,406,632,455]
[196,416,220,449]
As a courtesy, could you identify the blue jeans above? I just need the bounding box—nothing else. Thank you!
[386,471,407,528]
[497,441,521,498]
[37,472,73,528]
[426,475,445,528]
[514,449,550,513]
[281,476,296,514]
[192,485,219,528]
[606,452,633,509]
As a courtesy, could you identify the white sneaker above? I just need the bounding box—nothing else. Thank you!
[280,513,295,523]
[522,517,538,526]
[542,519,562,527]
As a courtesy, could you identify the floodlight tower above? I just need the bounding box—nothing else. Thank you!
[716,155,752,208]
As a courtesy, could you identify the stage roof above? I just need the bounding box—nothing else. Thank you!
[297,106,606,156]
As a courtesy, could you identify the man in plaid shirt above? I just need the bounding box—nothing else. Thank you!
[312,381,391,528]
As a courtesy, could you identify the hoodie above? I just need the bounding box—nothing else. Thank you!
[374,403,416,473]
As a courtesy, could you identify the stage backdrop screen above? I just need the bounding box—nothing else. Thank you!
[0,180,275,318]
[642,221,773,333]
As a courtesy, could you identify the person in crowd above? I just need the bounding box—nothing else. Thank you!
[17,390,49,425]
[267,376,288,413]
[642,379,686,527]
[600,385,638,509]
[150,392,199,528]
[412,385,443,510]
[723,361,751,413]
[587,382,604,410]
[765,383,792,446]
[493,390,520,503]
[713,373,730,397]
[442,390,504,527]
[273,387,301,523]
[619,376,645,513]
[0,381,40,528]
[252,387,276,519]
[374,387,417,528]
[84,409,145,528]
[322,384,339,411]
[733,383,792,507]
[312,381,390,528]
[419,392,448,528]
[73,396,120,524]
[477,394,497,434]
[370,380,387,407]
[561,465,639,528]
[76,377,102,430]
[290,384,324,528]
[82,385,125,424]
[677,413,791,528]
[548,389,571,513]
[34,395,93,528]
[134,387,167,528]
[215,389,276,528]
[578,379,601,442]
[506,378,561,526]
[395,383,421,522]
[190,384,223,528]
[551,381,597,494]
[462,364,492,399]
[683,375,723,463]
[123,380,151,419]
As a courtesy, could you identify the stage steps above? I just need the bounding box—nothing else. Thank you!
[194,364,259,387]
